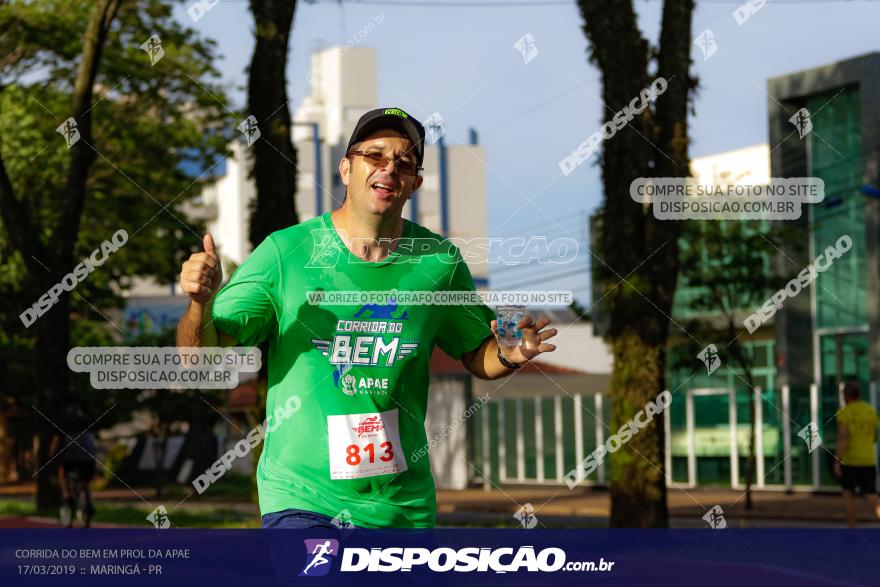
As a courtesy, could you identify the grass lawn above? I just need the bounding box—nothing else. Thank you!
[436,516,606,528]
[0,498,34,518]
[2,493,602,529]
[91,505,260,528]
[93,471,255,502]
[0,497,259,528]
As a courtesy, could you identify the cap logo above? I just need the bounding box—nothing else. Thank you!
[383,108,408,119]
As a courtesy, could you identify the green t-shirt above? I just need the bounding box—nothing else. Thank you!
[211,212,493,527]
[836,400,878,466]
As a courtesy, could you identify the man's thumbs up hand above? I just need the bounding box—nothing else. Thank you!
[179,233,223,305]
[203,233,217,256]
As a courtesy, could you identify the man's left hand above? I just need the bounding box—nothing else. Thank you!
[491,314,557,365]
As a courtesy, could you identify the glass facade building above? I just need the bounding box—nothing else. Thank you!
[661,53,880,490]
[769,53,880,490]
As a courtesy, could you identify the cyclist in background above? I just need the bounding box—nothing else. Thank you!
[49,406,97,527]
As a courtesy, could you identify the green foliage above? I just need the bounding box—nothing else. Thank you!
[94,440,131,490]
[679,220,776,316]
[0,0,235,439]
[674,219,803,361]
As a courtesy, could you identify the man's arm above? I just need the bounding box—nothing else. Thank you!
[837,423,848,457]
[461,335,510,380]
[176,299,237,348]
[176,234,236,348]
[834,422,848,476]
[461,315,557,380]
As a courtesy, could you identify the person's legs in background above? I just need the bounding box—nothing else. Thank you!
[57,463,76,512]
[865,493,880,521]
[842,489,857,528]
[81,462,96,522]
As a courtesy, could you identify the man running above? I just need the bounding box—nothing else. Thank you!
[833,380,880,527]
[176,107,558,528]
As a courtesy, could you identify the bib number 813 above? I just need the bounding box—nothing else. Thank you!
[345,441,393,466]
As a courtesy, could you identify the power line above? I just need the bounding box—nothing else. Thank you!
[492,209,589,237]
[493,256,588,276]
[492,220,584,240]
[483,84,587,136]
[487,213,590,275]
[493,265,588,289]
[493,257,587,275]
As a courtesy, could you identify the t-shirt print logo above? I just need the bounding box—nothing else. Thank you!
[310,303,418,383]
[352,415,384,439]
[354,299,408,320]
[341,374,356,395]
[311,338,417,369]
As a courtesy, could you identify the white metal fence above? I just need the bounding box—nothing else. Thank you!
[476,384,879,491]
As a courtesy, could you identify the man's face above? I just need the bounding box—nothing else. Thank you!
[339,128,423,218]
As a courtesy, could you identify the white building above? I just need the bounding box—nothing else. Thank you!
[690,143,770,187]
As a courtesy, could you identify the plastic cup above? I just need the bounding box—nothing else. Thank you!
[496,305,526,347]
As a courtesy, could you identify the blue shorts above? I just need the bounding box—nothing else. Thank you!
[261,508,340,529]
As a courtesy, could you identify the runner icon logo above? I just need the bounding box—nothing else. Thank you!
[697,344,721,375]
[300,539,339,577]
[703,505,727,530]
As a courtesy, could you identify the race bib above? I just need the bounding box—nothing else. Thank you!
[327,409,408,480]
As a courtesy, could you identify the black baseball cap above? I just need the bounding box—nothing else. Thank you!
[346,107,426,168]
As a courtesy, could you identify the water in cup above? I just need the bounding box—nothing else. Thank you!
[496,305,526,347]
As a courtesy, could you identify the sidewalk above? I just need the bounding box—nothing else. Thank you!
[436,486,880,527]
[0,482,253,511]
[4,482,879,527]
[0,516,129,528]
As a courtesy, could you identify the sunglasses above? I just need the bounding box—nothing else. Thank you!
[347,150,422,177]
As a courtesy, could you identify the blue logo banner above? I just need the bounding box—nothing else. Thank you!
[1,529,876,586]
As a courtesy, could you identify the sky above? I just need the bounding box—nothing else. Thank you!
[172,0,880,306]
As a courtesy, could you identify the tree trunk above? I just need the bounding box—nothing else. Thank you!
[578,0,694,527]
[0,0,123,511]
[247,0,299,248]
[727,323,757,510]
[155,429,166,499]
[608,333,670,526]
[33,291,73,510]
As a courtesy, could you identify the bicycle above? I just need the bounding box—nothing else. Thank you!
[59,467,94,528]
